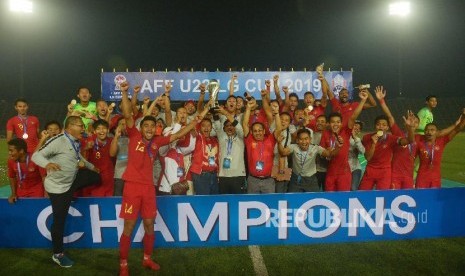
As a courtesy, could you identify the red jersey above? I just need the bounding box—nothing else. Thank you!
[248,108,269,130]
[319,127,352,175]
[110,114,123,132]
[82,136,116,196]
[7,155,45,197]
[189,134,219,174]
[415,135,450,180]
[391,124,416,177]
[245,133,276,177]
[122,125,171,185]
[6,115,40,153]
[330,98,359,127]
[305,105,325,131]
[362,133,400,169]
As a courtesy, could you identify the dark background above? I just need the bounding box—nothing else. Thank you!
[0,0,464,103]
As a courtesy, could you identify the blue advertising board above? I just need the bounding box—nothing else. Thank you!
[101,71,353,102]
[1,189,464,248]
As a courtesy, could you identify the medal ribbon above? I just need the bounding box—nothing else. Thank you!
[424,142,435,167]
[94,138,107,151]
[16,154,30,185]
[18,116,28,137]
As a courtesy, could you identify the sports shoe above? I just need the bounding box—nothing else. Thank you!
[142,259,160,271]
[52,253,74,268]
[119,264,129,276]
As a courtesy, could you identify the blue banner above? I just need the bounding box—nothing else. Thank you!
[101,71,353,102]
[1,189,464,248]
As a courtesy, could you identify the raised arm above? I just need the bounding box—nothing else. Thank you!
[120,82,134,128]
[144,96,161,117]
[375,86,395,126]
[141,97,151,116]
[445,108,465,140]
[273,75,283,106]
[402,110,418,144]
[171,98,213,142]
[242,99,255,137]
[348,91,368,129]
[130,85,141,117]
[217,106,235,123]
[109,125,121,157]
[363,88,377,109]
[229,74,237,96]
[197,83,207,113]
[163,96,173,127]
[277,135,291,156]
[319,75,329,108]
[271,102,282,140]
[261,89,274,126]
[282,86,290,112]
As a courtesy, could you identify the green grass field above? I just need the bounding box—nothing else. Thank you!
[1,135,464,275]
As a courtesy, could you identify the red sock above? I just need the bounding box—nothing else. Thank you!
[119,234,131,260]
[143,233,155,256]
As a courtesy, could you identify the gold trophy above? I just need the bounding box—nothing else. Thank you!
[207,79,220,111]
[316,63,324,76]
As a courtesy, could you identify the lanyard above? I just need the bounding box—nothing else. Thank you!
[94,138,107,151]
[424,141,435,166]
[258,140,264,161]
[64,132,81,162]
[18,116,28,135]
[201,135,213,155]
[226,136,234,156]
[16,155,30,184]
[300,148,310,168]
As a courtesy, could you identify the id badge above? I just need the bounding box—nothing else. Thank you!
[177,167,185,177]
[208,156,215,166]
[256,161,264,171]
[297,175,302,184]
[223,157,231,169]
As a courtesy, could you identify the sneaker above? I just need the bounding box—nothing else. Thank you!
[119,264,129,276]
[52,253,74,268]
[142,259,160,271]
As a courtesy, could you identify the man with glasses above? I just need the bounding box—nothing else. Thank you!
[32,116,100,268]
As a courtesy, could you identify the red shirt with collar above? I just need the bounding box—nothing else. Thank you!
[6,115,40,153]
[122,125,171,185]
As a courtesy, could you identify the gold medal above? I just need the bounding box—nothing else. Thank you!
[78,160,85,168]
[95,152,101,159]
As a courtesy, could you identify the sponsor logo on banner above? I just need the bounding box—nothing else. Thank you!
[114,74,127,90]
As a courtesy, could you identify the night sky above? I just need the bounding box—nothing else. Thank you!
[1,0,464,103]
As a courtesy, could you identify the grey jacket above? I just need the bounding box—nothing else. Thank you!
[32,133,94,194]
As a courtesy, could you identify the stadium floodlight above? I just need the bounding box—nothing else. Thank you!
[9,0,33,13]
[389,2,410,17]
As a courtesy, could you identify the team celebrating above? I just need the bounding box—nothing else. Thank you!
[5,70,465,274]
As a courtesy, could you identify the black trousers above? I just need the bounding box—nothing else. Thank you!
[48,169,100,254]
[218,176,245,194]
